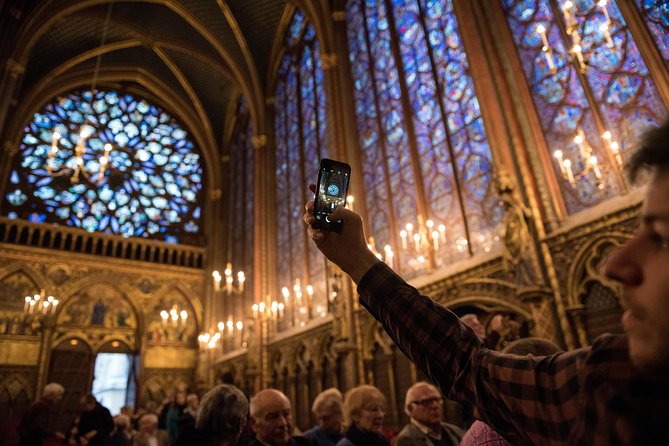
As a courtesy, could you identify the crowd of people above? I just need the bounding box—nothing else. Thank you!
[17,120,669,445]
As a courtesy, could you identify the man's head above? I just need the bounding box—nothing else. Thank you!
[42,382,65,404]
[196,384,248,445]
[605,119,669,379]
[460,313,485,339]
[80,394,97,411]
[249,389,293,446]
[138,414,158,435]
[502,337,561,356]
[404,382,443,431]
[311,387,343,435]
[186,393,199,411]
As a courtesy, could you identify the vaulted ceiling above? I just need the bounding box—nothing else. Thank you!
[4,0,299,180]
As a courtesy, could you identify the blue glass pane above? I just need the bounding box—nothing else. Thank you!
[2,89,204,243]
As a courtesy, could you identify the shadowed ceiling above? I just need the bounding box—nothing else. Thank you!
[5,0,292,165]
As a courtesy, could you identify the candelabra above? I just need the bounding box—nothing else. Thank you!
[280,279,316,328]
[536,0,615,74]
[396,215,453,271]
[212,263,245,294]
[159,305,188,342]
[552,128,622,187]
[24,289,59,316]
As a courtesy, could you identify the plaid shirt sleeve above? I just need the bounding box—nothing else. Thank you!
[357,262,593,446]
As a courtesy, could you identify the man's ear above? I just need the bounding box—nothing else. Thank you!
[249,416,258,433]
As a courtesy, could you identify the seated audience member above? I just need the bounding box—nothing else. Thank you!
[17,382,65,446]
[133,414,168,446]
[109,415,134,446]
[302,119,669,445]
[248,388,316,446]
[460,337,562,446]
[78,394,114,446]
[337,385,389,446]
[395,382,464,446]
[175,384,248,446]
[303,387,344,446]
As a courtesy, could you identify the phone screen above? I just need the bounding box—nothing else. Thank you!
[313,158,351,232]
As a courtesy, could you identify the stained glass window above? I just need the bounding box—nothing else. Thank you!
[2,89,203,243]
[635,0,669,63]
[228,97,255,308]
[502,0,668,214]
[346,0,502,277]
[274,10,329,325]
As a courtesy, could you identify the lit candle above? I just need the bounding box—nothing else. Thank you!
[562,1,576,31]
[212,270,221,291]
[563,159,575,184]
[252,304,258,319]
[218,321,225,331]
[282,287,290,302]
[346,195,354,211]
[278,302,285,319]
[432,230,440,251]
[610,141,622,167]
[405,223,413,240]
[438,224,446,243]
[236,321,243,331]
[24,296,30,313]
[574,130,588,159]
[400,230,408,250]
[554,150,565,174]
[573,44,586,71]
[226,319,234,332]
[589,156,601,179]
[237,271,245,292]
[543,47,556,74]
[413,233,421,252]
[160,310,169,327]
[600,22,614,48]
[384,245,394,269]
[598,0,610,23]
[536,24,549,49]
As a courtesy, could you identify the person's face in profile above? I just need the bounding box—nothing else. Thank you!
[605,166,669,378]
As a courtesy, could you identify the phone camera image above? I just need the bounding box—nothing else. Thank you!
[313,159,351,232]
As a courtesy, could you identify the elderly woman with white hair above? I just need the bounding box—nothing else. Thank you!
[18,382,65,446]
[337,385,390,446]
[303,387,344,446]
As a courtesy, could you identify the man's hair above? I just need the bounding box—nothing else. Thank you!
[139,413,158,426]
[196,384,249,444]
[42,382,64,399]
[403,381,440,415]
[627,119,669,183]
[80,394,97,405]
[342,385,385,427]
[114,414,130,429]
[502,337,561,356]
[249,389,289,419]
[311,387,343,417]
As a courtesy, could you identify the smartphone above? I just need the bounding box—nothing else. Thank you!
[312,158,351,232]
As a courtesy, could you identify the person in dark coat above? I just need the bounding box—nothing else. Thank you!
[77,394,114,446]
[17,382,65,446]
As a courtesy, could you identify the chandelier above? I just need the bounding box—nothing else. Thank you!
[24,289,59,316]
[212,263,245,294]
[46,1,115,185]
[536,0,615,74]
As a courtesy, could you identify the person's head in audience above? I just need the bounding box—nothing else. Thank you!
[311,387,343,435]
[404,382,444,432]
[138,413,159,435]
[502,337,561,356]
[174,390,187,407]
[186,393,199,412]
[196,384,248,446]
[120,405,133,417]
[114,415,132,434]
[343,385,386,435]
[42,382,65,404]
[603,120,669,380]
[249,388,293,446]
[80,394,97,412]
[460,314,485,339]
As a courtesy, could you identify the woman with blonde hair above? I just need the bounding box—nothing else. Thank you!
[336,385,389,446]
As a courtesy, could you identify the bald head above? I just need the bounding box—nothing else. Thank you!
[250,389,293,446]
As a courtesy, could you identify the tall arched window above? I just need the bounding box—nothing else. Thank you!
[228,97,255,314]
[346,0,502,277]
[2,89,203,244]
[635,0,669,64]
[274,10,329,325]
[502,0,668,214]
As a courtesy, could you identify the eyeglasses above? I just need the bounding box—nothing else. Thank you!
[410,396,443,407]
